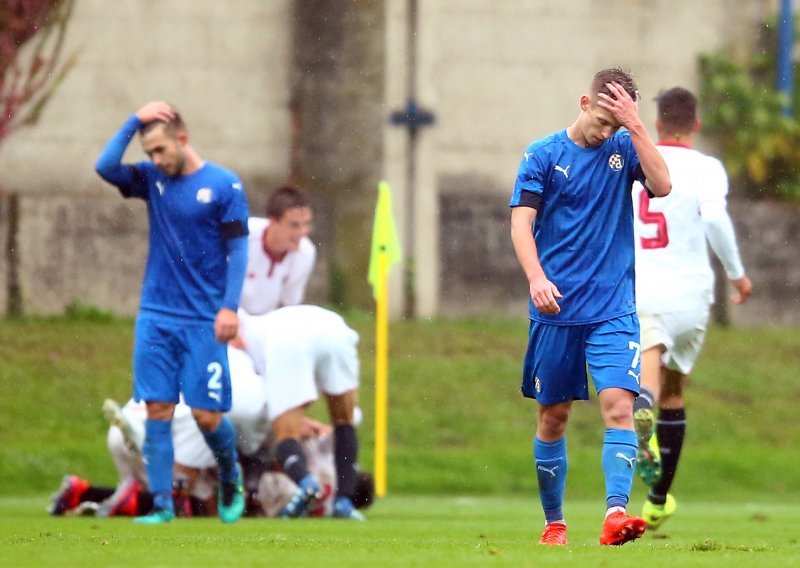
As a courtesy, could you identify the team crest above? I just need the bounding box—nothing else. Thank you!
[196,187,213,204]
[608,154,624,171]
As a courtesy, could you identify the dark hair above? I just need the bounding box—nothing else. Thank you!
[138,106,186,138]
[266,185,311,219]
[352,471,374,509]
[591,68,639,102]
[655,87,697,134]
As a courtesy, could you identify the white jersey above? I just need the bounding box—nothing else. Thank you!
[633,144,745,314]
[239,305,360,420]
[239,217,316,315]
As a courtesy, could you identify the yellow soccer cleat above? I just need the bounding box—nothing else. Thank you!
[642,494,677,530]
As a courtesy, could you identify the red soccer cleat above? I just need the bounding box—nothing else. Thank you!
[600,510,646,545]
[47,475,90,515]
[539,522,568,546]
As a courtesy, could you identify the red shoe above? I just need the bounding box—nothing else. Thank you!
[47,475,90,515]
[600,510,646,545]
[539,522,568,546]
[98,478,142,517]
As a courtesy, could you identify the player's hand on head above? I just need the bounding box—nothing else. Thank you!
[596,82,640,129]
[214,308,239,343]
[529,275,562,315]
[730,275,753,304]
[135,101,176,124]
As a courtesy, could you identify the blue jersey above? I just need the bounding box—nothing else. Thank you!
[96,115,250,321]
[510,129,646,325]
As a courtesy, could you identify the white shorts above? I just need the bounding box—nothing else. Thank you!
[242,306,360,420]
[639,306,709,375]
[227,346,271,456]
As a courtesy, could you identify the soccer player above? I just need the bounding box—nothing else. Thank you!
[631,87,752,529]
[95,101,250,524]
[238,185,316,316]
[238,305,365,520]
[509,68,671,546]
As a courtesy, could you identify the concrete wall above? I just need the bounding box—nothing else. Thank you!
[0,0,293,194]
[3,0,794,323]
[439,193,800,327]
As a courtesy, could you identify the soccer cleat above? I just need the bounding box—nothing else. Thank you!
[218,469,246,524]
[97,478,142,518]
[538,522,568,546]
[642,494,677,530]
[280,474,322,518]
[332,496,365,521]
[634,409,662,486]
[103,398,143,454]
[134,508,175,524]
[47,475,90,515]
[600,510,646,546]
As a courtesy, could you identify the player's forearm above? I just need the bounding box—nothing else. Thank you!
[702,202,746,280]
[95,115,142,186]
[222,236,249,311]
[628,123,671,197]
[510,213,545,282]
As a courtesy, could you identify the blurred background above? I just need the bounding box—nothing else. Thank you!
[1,0,797,326]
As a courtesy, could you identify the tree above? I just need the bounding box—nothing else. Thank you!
[0,0,77,145]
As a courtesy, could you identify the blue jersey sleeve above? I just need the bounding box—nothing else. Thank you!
[95,115,150,199]
[510,143,549,207]
[217,176,250,311]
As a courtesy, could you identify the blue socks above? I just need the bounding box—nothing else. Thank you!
[202,417,239,484]
[602,428,637,509]
[534,437,568,524]
[143,419,174,513]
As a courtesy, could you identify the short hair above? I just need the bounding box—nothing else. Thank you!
[266,185,311,219]
[138,106,187,139]
[591,68,639,102]
[655,87,697,133]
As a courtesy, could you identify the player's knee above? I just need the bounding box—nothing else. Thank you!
[192,410,222,432]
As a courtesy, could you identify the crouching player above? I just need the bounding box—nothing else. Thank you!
[239,305,364,520]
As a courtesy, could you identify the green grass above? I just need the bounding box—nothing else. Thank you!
[2,496,799,567]
[2,313,800,501]
[2,313,800,564]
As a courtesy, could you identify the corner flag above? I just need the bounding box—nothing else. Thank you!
[368,181,402,299]
[368,180,401,498]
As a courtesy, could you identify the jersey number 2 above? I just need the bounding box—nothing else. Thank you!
[638,191,669,249]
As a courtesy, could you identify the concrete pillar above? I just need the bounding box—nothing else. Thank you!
[289,0,386,309]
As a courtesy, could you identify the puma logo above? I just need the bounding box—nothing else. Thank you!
[616,453,636,469]
[537,464,559,478]
[523,152,534,162]
[628,369,641,383]
[208,392,221,402]
[554,165,570,178]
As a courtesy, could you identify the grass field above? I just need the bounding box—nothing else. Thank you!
[2,496,799,567]
[1,311,800,564]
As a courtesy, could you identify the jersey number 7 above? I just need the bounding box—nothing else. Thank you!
[638,191,669,249]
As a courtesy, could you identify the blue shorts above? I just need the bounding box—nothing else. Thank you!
[133,313,232,411]
[521,314,641,405]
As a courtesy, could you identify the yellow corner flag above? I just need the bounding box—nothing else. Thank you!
[368,181,402,299]
[368,180,401,498]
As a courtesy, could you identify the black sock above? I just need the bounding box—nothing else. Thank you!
[649,407,686,504]
[334,424,359,499]
[634,386,655,412]
[82,486,115,503]
[276,438,310,485]
[137,491,154,515]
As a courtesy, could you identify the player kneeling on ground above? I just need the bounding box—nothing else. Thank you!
[238,305,364,520]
